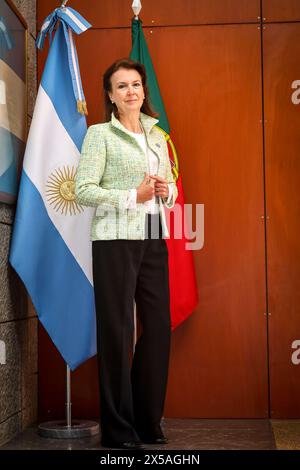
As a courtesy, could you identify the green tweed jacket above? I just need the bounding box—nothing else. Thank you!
[75,111,178,240]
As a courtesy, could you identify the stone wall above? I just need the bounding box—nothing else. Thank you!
[0,0,37,446]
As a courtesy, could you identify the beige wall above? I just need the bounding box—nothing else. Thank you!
[0,0,37,446]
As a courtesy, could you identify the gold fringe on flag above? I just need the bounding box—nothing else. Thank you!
[77,100,88,116]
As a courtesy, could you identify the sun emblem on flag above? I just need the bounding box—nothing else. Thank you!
[46,166,83,215]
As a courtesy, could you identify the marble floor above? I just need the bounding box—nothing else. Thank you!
[0,418,278,450]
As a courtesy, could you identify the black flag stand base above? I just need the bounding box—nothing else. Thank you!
[38,365,100,439]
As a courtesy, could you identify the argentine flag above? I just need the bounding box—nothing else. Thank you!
[9,7,96,370]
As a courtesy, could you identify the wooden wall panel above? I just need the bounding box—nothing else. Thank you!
[158,24,267,417]
[263,1,300,22]
[37,0,260,29]
[263,23,300,418]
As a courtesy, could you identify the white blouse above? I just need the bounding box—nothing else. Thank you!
[125,129,172,214]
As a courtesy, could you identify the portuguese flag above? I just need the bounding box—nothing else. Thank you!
[130,17,199,330]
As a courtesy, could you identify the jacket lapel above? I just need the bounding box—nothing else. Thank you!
[110,111,162,167]
[110,111,158,136]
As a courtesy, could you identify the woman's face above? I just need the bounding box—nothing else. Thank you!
[108,68,145,116]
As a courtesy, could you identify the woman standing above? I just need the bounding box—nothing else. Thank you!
[75,58,178,450]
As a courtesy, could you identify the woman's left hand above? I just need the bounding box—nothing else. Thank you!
[150,175,169,199]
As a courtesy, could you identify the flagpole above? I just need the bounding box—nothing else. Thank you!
[131,1,142,357]
[38,364,100,438]
[66,364,72,427]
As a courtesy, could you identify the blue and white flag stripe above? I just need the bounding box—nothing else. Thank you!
[40,22,85,151]
[36,6,91,108]
[36,7,90,49]
[9,10,95,370]
[66,27,84,103]
[23,86,94,279]
[10,172,96,367]
[59,7,90,34]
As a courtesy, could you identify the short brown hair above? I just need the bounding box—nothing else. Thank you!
[102,57,159,122]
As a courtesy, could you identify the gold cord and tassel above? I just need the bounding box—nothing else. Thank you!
[77,100,88,116]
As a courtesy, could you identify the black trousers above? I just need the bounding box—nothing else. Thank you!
[92,213,171,443]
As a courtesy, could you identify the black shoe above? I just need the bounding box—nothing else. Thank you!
[101,439,145,450]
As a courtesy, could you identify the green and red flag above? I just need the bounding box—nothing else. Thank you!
[130,17,198,330]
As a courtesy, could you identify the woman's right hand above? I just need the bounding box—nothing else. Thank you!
[136,173,155,203]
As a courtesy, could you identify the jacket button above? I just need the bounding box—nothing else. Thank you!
[136,225,140,230]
